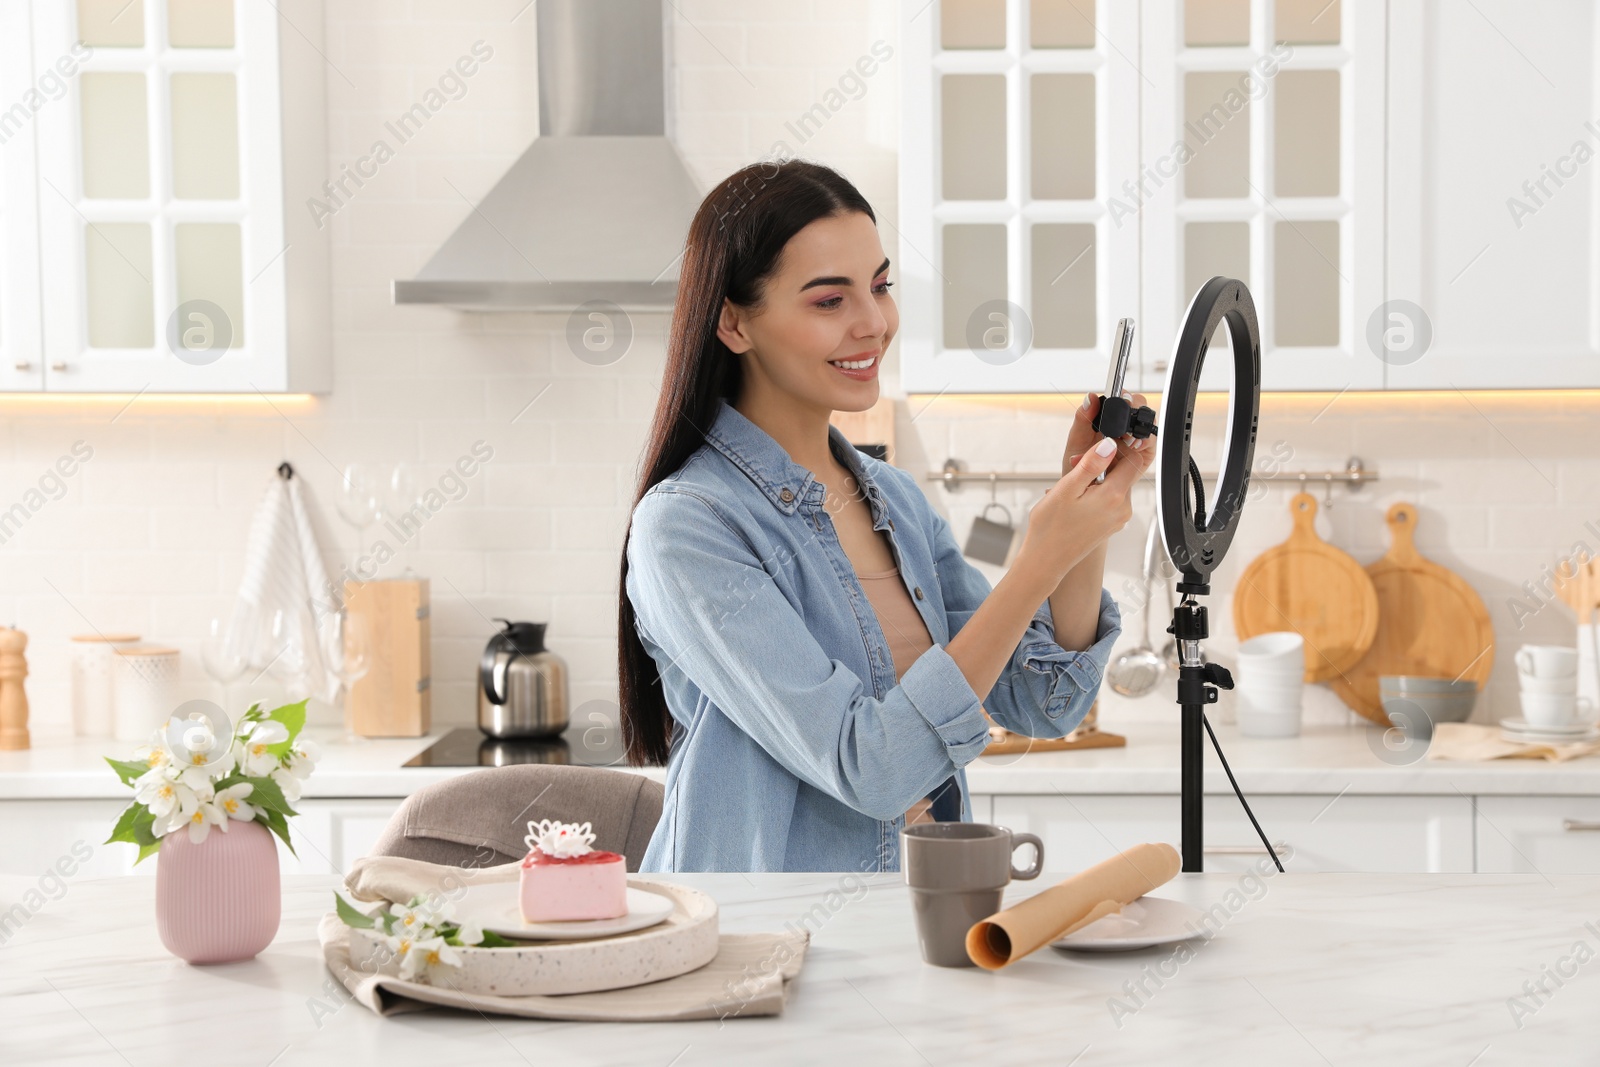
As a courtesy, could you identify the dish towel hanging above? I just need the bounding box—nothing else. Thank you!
[227,465,341,705]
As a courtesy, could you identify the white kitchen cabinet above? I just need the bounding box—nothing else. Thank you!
[991,792,1475,873]
[1385,0,1600,389]
[0,3,45,392]
[1475,796,1600,875]
[19,0,330,393]
[0,797,403,880]
[903,0,1599,393]
[277,798,405,876]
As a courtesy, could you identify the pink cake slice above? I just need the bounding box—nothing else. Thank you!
[518,848,628,922]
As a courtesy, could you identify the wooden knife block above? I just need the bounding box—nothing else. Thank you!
[344,579,431,737]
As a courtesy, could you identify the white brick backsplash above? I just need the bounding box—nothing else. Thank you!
[3,0,1596,736]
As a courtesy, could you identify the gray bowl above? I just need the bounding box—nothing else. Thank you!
[1379,675,1477,695]
[1380,689,1478,740]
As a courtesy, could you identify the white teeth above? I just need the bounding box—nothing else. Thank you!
[831,357,876,370]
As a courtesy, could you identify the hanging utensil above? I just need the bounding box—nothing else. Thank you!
[1108,516,1166,698]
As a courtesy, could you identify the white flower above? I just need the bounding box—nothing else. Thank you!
[214,783,259,823]
[271,767,303,803]
[388,932,422,978]
[453,920,485,947]
[172,796,228,844]
[285,737,321,780]
[238,721,289,776]
[387,900,442,941]
[132,731,173,775]
[173,745,235,792]
[134,775,195,821]
[414,937,462,981]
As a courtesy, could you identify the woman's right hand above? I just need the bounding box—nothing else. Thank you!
[1014,434,1151,589]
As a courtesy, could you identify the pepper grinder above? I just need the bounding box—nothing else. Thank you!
[0,627,29,750]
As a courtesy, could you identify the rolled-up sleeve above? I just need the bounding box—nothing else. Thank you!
[626,486,990,821]
[922,493,1123,737]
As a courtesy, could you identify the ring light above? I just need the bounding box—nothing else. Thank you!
[1155,276,1262,591]
[1150,276,1276,874]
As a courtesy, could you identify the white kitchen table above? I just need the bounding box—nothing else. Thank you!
[2,870,1596,1065]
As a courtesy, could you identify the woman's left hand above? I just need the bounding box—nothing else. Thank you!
[1062,390,1155,476]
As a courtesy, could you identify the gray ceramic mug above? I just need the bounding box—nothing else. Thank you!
[901,823,1044,967]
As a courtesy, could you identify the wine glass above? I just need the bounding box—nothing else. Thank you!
[382,463,418,525]
[199,616,247,711]
[267,607,311,702]
[336,463,381,569]
[319,608,371,744]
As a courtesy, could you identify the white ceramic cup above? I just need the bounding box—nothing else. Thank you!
[1239,632,1305,670]
[1520,691,1580,727]
[1516,646,1578,679]
[1520,672,1579,696]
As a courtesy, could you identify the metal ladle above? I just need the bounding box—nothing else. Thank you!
[1108,515,1167,698]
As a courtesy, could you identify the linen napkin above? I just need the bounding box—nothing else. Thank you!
[966,842,1181,970]
[320,855,809,1021]
[1426,722,1600,763]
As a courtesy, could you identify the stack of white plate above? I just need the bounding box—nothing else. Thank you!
[1498,718,1600,745]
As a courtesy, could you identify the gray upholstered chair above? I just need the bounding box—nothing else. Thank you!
[369,765,664,872]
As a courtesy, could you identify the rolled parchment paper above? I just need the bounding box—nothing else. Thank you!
[965,842,1181,970]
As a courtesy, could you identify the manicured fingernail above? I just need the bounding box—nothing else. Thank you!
[1081,392,1093,409]
[1095,437,1116,456]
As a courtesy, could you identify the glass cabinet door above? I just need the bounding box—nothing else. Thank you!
[1138,0,1386,392]
[33,0,288,392]
[901,0,1141,394]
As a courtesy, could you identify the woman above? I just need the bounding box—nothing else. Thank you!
[618,160,1154,873]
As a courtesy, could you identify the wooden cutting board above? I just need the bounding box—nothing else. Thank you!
[1233,492,1380,682]
[1330,503,1495,725]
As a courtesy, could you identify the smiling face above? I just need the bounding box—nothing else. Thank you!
[716,210,898,416]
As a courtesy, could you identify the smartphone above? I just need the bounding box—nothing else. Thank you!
[1095,318,1137,483]
[1105,317,1135,400]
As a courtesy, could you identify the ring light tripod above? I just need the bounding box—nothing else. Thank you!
[1154,277,1281,874]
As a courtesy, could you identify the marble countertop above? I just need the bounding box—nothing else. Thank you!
[5,715,1600,800]
[2,869,1592,1064]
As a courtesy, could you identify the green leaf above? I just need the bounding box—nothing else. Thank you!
[475,930,516,948]
[133,838,162,865]
[131,806,160,847]
[256,809,298,857]
[105,801,145,845]
[240,774,298,817]
[264,699,308,756]
[334,892,378,929]
[106,756,151,787]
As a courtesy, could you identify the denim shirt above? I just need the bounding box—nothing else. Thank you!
[624,398,1122,873]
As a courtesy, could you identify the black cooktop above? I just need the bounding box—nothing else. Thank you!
[404,726,631,769]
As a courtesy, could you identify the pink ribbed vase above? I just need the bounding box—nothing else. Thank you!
[156,819,281,964]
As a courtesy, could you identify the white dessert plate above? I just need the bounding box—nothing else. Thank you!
[1501,726,1600,745]
[1049,896,1207,953]
[1500,717,1594,736]
[455,882,675,941]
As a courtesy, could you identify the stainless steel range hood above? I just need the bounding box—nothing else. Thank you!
[392,0,702,311]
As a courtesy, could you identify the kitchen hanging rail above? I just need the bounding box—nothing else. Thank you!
[928,456,1378,492]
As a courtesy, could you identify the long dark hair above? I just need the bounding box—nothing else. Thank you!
[617,159,875,766]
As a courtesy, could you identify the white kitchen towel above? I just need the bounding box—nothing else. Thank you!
[227,471,341,704]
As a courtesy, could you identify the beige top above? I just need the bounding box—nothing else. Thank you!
[857,565,939,826]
